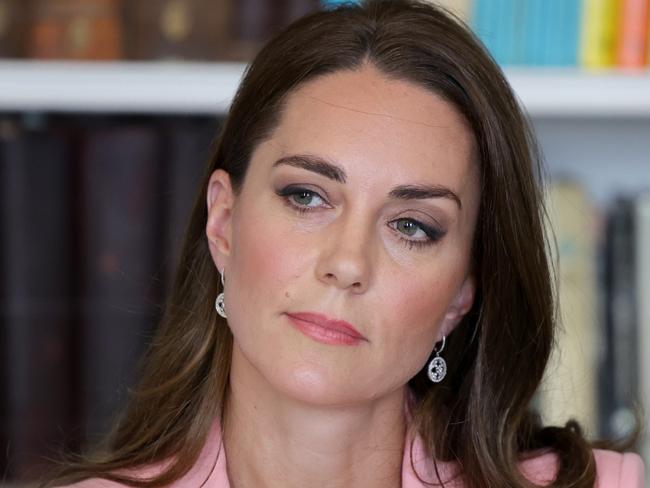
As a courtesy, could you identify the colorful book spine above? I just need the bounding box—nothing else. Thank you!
[540,0,564,66]
[543,0,580,66]
[320,0,361,7]
[616,0,649,68]
[523,0,545,65]
[579,0,620,68]
[561,0,581,65]
[472,0,507,64]
[501,0,525,65]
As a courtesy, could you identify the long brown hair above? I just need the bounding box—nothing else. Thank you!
[45,1,598,486]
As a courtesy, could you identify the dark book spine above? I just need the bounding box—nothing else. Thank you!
[229,0,320,60]
[600,197,639,440]
[160,119,217,296]
[280,0,320,23]
[635,192,650,458]
[230,0,275,59]
[79,126,163,440]
[0,119,13,479]
[0,0,31,58]
[0,123,75,481]
[28,0,122,60]
[123,0,231,61]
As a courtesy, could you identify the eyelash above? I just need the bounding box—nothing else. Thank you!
[275,186,445,250]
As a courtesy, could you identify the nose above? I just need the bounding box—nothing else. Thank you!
[314,212,373,293]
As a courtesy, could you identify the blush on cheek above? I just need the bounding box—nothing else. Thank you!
[230,207,301,316]
[387,278,451,338]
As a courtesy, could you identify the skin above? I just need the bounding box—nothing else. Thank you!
[205,63,480,487]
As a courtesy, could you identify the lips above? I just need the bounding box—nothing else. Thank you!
[285,312,367,341]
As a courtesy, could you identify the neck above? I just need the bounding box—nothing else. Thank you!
[222,344,407,488]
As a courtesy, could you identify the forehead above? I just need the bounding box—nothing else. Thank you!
[259,65,477,195]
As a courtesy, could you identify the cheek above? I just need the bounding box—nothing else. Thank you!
[232,214,282,304]
[384,275,450,335]
[374,271,460,380]
[226,199,307,323]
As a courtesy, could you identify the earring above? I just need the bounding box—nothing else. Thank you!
[427,336,447,383]
[215,269,227,318]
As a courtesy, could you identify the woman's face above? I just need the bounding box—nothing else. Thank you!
[207,65,480,406]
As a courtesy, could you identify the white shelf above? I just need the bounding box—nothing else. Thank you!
[0,60,245,115]
[0,61,650,117]
[506,68,650,118]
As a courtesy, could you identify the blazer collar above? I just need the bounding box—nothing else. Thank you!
[181,391,456,487]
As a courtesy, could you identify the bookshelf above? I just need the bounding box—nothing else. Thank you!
[1,60,650,117]
[1,58,649,482]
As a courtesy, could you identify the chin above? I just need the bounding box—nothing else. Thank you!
[272,361,374,407]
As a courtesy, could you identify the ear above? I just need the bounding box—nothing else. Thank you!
[438,274,475,339]
[205,169,235,273]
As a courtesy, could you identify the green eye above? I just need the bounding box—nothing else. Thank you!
[389,218,445,250]
[292,190,317,206]
[396,219,419,237]
[276,186,327,213]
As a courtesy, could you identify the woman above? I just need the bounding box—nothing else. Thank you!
[46,1,644,487]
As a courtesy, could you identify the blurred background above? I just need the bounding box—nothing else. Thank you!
[0,0,649,486]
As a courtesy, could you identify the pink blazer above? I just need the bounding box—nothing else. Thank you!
[63,419,645,487]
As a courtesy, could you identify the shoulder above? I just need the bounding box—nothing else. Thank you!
[592,449,645,487]
[51,468,162,488]
[520,448,645,487]
[49,462,166,488]
[53,422,230,488]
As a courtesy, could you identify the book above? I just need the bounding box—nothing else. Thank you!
[598,197,639,440]
[0,118,13,479]
[472,0,507,64]
[422,0,473,23]
[559,0,581,66]
[579,0,620,68]
[159,118,218,295]
[123,0,232,61]
[616,0,649,68]
[79,125,163,440]
[321,0,361,7]
[231,0,319,60]
[523,0,546,65]
[538,0,580,66]
[0,121,76,481]
[636,192,650,463]
[282,0,321,23]
[539,181,599,436]
[501,0,526,65]
[28,0,122,60]
[0,0,30,58]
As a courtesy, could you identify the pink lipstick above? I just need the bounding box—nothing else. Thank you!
[285,312,367,346]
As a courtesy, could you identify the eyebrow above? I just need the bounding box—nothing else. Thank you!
[272,154,463,209]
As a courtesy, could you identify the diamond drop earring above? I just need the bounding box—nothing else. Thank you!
[215,269,227,318]
[427,336,447,383]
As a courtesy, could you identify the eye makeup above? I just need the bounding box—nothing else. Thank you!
[274,185,447,250]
